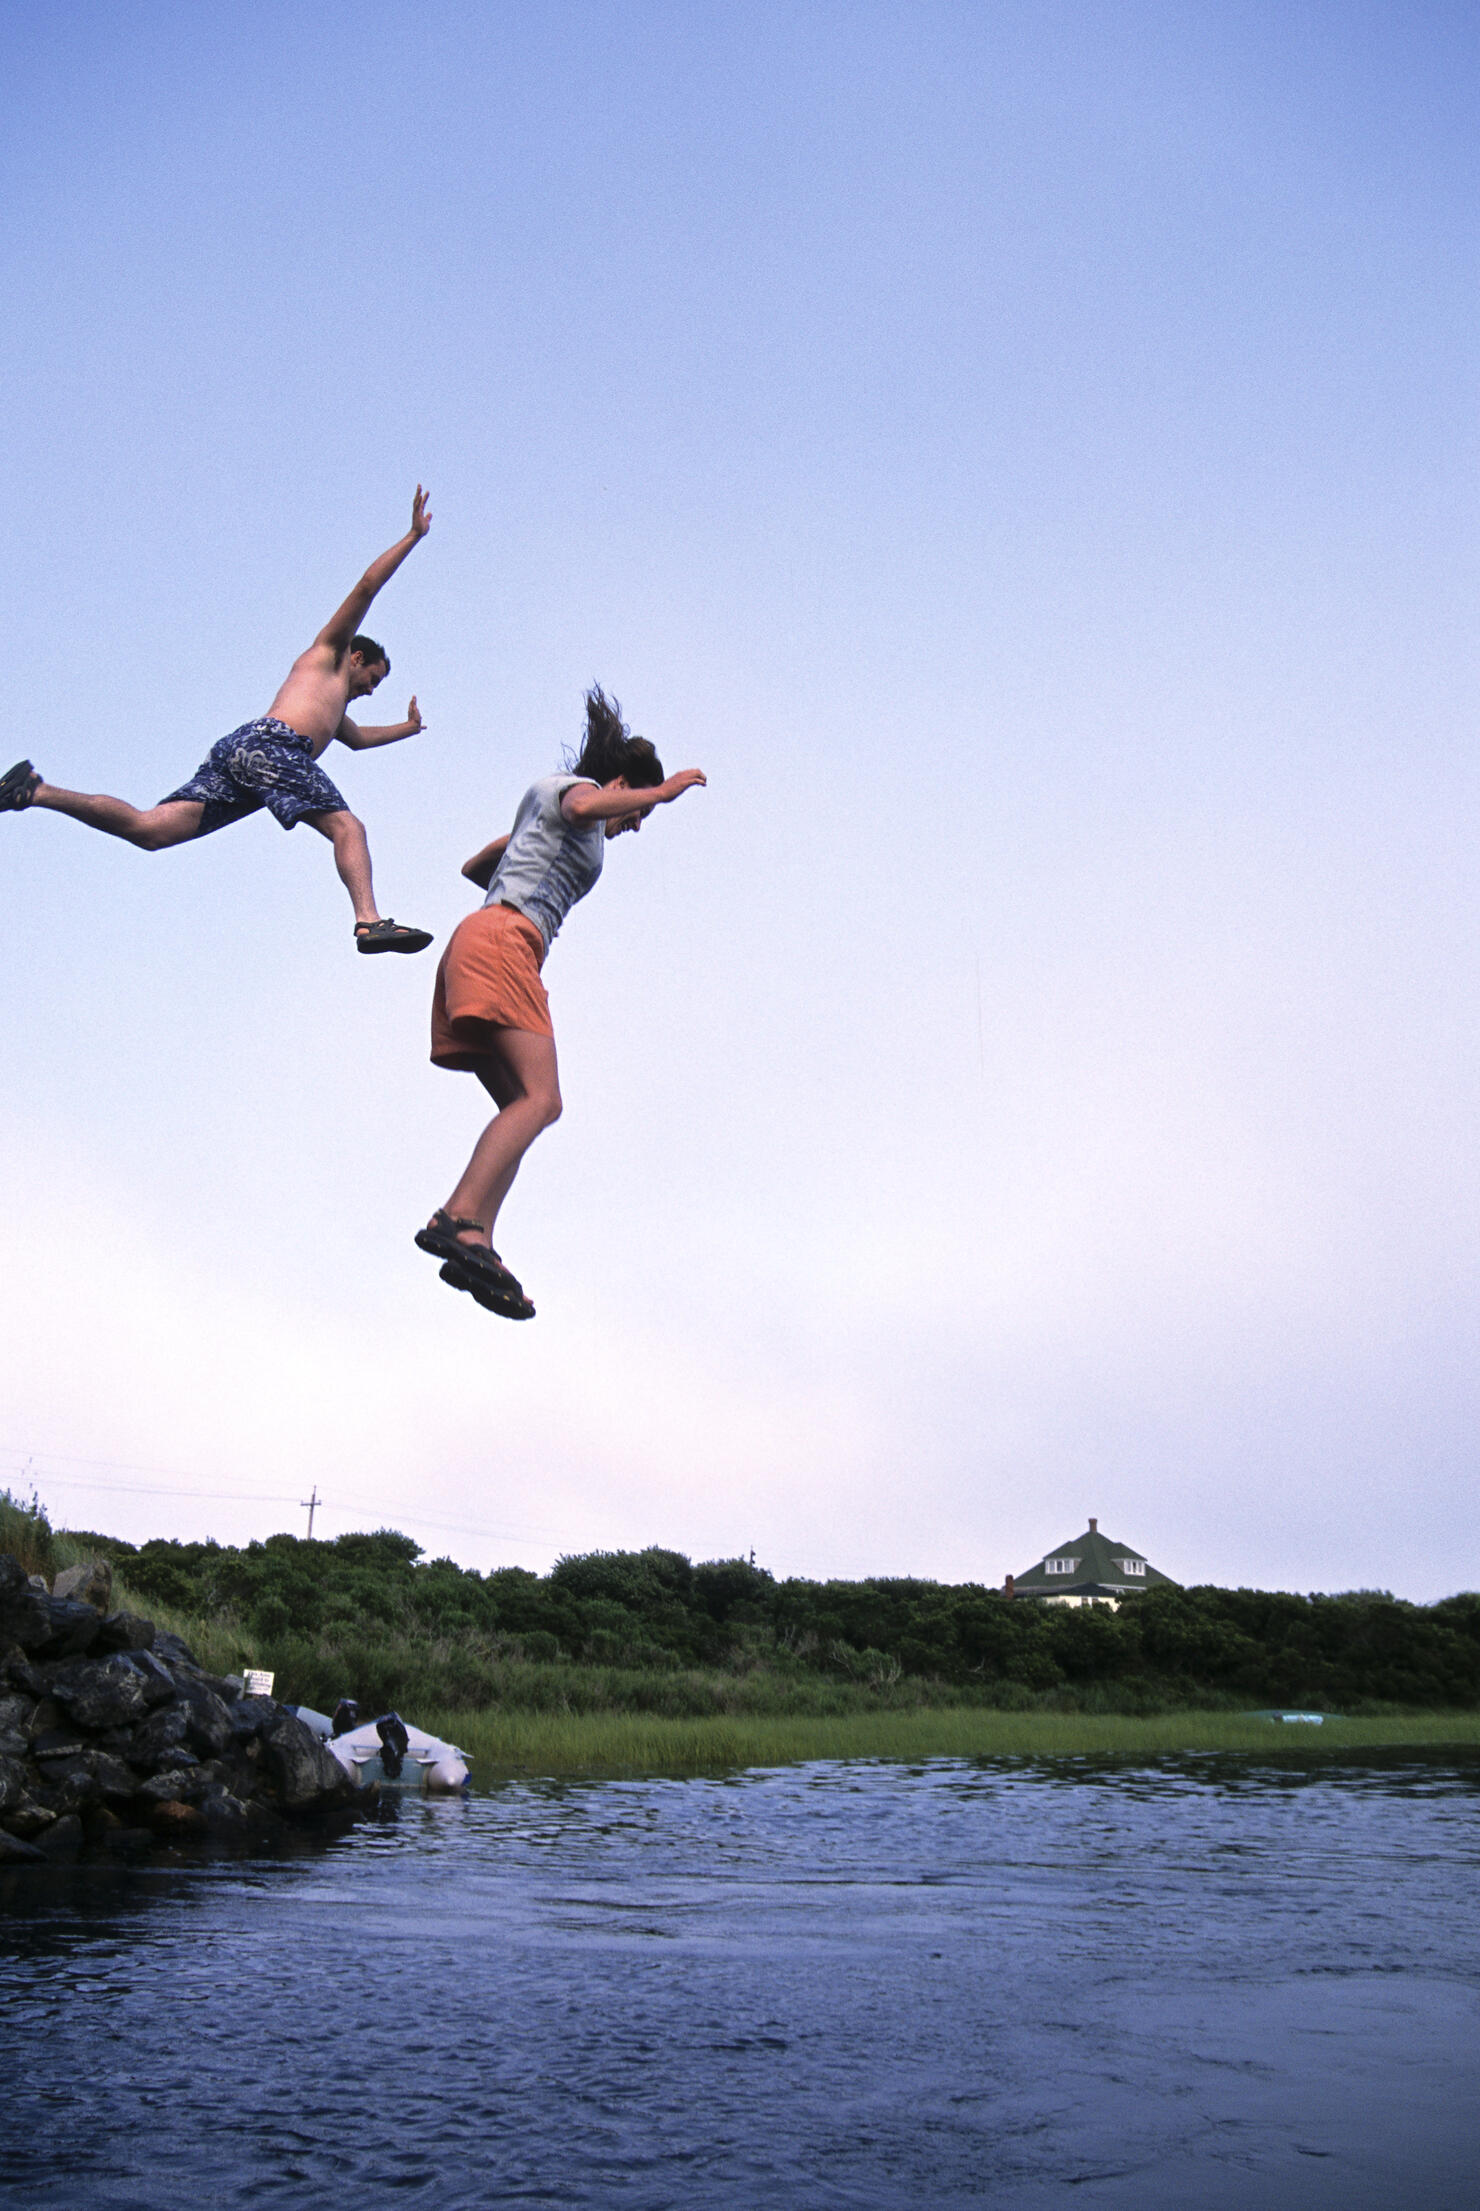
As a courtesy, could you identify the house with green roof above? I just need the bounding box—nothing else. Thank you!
[1007,1518,1177,1608]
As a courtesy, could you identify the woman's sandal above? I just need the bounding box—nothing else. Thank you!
[416,1208,492,1267]
[416,1210,530,1299]
[439,1259,535,1322]
[355,918,434,955]
[0,759,39,813]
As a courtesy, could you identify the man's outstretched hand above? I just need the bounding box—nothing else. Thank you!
[406,695,425,734]
[410,484,432,540]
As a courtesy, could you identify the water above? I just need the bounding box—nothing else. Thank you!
[3,1752,1479,2208]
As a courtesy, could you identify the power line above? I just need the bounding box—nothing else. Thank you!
[2,1455,568,1551]
[4,1471,302,1506]
[0,1441,302,1489]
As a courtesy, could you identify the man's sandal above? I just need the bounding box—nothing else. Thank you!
[0,760,39,813]
[416,1210,530,1296]
[355,918,433,955]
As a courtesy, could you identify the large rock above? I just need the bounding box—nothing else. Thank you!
[0,1755,27,1817]
[3,1650,50,1697]
[0,1694,32,1760]
[48,1654,150,1731]
[36,1813,83,1861]
[93,1612,156,1655]
[124,1650,181,1707]
[201,1750,258,1801]
[200,1794,251,1845]
[3,1794,56,1839]
[126,1703,192,1769]
[92,1752,143,1800]
[34,1749,139,1805]
[52,1560,113,1613]
[259,1712,353,1810]
[176,1679,234,1759]
[36,1598,102,1660]
[36,1761,101,1814]
[137,1767,214,1806]
[0,1827,43,1864]
[0,1558,52,1652]
[229,1695,276,1743]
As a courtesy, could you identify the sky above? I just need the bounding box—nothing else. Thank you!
[2,0,1478,1599]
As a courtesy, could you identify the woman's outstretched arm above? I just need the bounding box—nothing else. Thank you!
[560,770,706,825]
[462,834,511,890]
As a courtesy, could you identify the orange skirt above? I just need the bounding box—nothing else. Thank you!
[430,903,552,1068]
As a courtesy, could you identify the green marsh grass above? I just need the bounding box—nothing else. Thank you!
[421,1703,1480,1779]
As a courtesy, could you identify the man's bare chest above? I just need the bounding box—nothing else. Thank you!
[268,658,351,750]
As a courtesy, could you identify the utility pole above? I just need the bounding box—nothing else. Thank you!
[302,1486,320,1540]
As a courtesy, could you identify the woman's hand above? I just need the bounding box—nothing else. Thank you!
[562,771,708,826]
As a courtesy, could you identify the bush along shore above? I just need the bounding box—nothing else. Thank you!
[0,1550,374,1867]
[13,1496,1480,1727]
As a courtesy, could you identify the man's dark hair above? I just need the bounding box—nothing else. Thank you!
[351,633,389,674]
[571,685,664,787]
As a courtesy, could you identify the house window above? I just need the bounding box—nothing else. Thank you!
[1045,1556,1079,1575]
[1117,1558,1146,1576]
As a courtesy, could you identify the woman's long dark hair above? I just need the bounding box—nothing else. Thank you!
[570,685,664,788]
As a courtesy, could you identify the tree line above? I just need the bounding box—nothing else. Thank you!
[57,1526,1480,1712]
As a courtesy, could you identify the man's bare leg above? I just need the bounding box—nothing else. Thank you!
[306,807,379,927]
[29,784,204,850]
[307,808,432,952]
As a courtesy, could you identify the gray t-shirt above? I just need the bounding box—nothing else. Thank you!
[484,774,605,949]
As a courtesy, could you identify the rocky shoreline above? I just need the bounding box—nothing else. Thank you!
[0,1550,373,1865]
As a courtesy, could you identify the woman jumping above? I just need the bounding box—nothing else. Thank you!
[415,686,706,1319]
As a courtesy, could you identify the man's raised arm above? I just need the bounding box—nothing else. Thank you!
[315,486,432,660]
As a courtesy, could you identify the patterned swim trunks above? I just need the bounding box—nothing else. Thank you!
[161,716,350,837]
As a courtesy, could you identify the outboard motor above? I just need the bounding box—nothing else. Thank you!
[375,1711,410,1780]
[331,1698,361,1739]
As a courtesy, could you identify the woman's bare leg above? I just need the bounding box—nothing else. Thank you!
[30,784,204,850]
[439,1030,563,1250]
[464,1059,540,1231]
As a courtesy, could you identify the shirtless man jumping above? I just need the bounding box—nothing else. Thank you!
[1,487,437,954]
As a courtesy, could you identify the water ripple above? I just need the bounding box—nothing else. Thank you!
[2,1753,1479,2207]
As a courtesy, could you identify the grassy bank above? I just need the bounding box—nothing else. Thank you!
[422,1704,1480,1778]
[9,1496,1480,1777]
